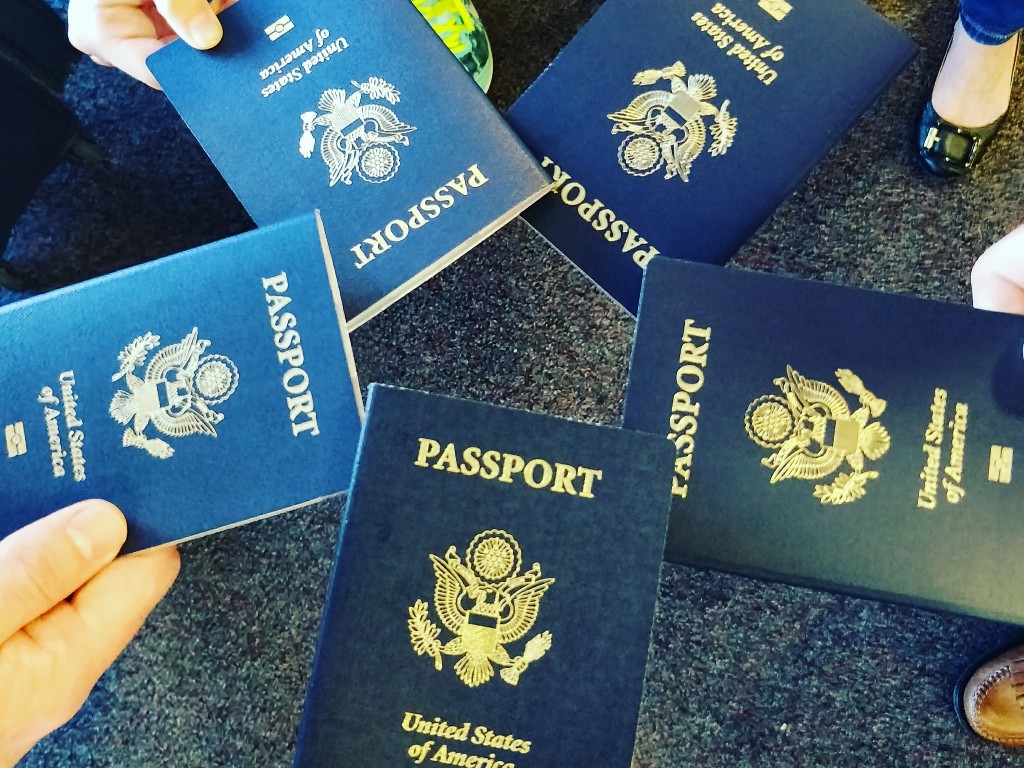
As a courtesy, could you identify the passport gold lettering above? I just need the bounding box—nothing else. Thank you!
[350,164,490,269]
[414,437,602,498]
[472,726,531,753]
[59,371,87,481]
[402,712,528,766]
[710,3,779,51]
[42,404,65,479]
[924,388,946,446]
[540,157,661,267]
[301,36,349,76]
[919,444,941,510]
[37,387,58,406]
[261,68,303,98]
[68,430,86,482]
[726,43,779,85]
[262,272,320,437]
[943,403,968,503]
[402,712,471,740]
[917,388,947,509]
[694,4,785,85]
[691,11,735,49]
[60,371,83,429]
[428,745,513,766]
[38,376,87,482]
[259,38,314,80]
[666,319,712,499]
[559,182,586,206]
[258,29,350,98]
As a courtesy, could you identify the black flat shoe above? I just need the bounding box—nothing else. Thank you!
[918,100,1004,177]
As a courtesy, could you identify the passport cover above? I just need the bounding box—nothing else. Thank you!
[624,258,1024,623]
[148,0,551,329]
[506,0,916,314]
[294,384,674,767]
[0,213,363,553]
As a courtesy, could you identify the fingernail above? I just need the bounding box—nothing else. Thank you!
[67,501,127,560]
[190,13,223,49]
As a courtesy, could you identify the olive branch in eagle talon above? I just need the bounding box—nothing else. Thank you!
[113,332,160,382]
[351,76,401,104]
[408,531,554,687]
[408,599,443,670]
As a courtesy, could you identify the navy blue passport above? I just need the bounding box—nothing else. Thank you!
[625,258,1024,623]
[507,0,916,314]
[147,0,550,329]
[294,384,673,767]
[0,213,362,553]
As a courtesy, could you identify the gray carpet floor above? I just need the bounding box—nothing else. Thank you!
[6,0,1024,765]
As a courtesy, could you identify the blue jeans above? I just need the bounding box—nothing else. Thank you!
[960,0,1024,44]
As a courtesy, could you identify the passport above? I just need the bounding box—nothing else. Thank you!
[147,0,551,329]
[293,384,674,767]
[506,0,916,314]
[0,213,363,553]
[624,258,1024,623]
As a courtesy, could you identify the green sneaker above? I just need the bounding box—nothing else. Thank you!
[411,0,494,92]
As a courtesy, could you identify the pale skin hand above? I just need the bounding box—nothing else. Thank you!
[0,500,179,767]
[67,0,236,89]
[971,225,1024,315]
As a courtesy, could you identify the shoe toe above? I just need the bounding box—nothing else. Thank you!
[962,647,1024,746]
[916,100,1004,177]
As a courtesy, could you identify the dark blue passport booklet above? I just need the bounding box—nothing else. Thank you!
[148,0,550,329]
[0,213,363,553]
[507,0,916,314]
[294,384,673,767]
[625,258,1024,623]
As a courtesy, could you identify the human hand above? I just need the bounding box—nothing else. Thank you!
[68,0,233,89]
[0,500,179,767]
[971,225,1024,315]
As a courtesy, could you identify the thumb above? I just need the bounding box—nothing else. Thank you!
[0,500,127,643]
[153,0,224,50]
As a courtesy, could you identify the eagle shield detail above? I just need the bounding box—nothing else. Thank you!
[299,79,416,187]
[608,60,737,182]
[744,366,891,504]
[408,529,554,687]
[109,328,238,460]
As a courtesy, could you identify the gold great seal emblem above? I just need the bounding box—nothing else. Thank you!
[407,529,554,687]
[608,60,738,182]
[745,366,890,504]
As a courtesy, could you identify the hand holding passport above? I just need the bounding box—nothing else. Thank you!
[67,0,233,88]
[0,500,179,767]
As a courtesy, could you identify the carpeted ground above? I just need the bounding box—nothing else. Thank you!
[6,0,1024,765]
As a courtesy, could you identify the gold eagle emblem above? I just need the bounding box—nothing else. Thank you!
[408,530,554,687]
[744,366,890,504]
[608,60,737,182]
[109,328,238,459]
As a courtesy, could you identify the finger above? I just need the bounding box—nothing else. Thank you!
[152,0,223,50]
[0,500,127,643]
[105,35,170,89]
[67,0,166,88]
[971,225,1024,313]
[89,54,113,67]
[71,546,180,674]
[16,546,180,706]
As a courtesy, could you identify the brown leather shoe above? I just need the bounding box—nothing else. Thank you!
[960,642,1024,745]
